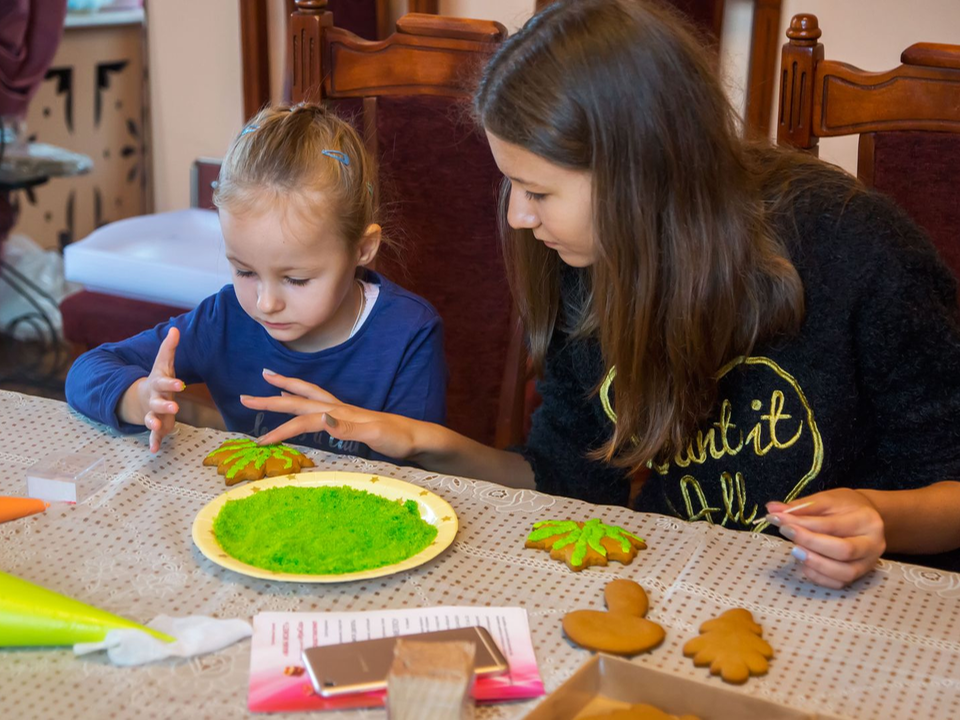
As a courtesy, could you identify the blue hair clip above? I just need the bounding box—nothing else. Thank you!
[240,123,259,136]
[321,149,350,167]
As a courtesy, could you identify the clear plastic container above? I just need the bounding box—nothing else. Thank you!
[25,452,107,504]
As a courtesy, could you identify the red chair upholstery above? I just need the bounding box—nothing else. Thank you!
[289,3,527,448]
[778,14,960,295]
[864,132,960,295]
[322,0,379,39]
[284,0,380,40]
[60,292,189,347]
[372,95,513,446]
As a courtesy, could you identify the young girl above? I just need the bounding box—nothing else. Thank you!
[66,103,447,459]
[241,0,960,587]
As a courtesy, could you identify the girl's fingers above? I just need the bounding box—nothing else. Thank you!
[769,509,879,539]
[318,413,373,444]
[152,326,180,376]
[798,563,847,590]
[261,370,340,403]
[792,546,877,587]
[145,410,177,453]
[158,377,186,393]
[780,523,876,563]
[240,394,332,416]
[257,413,372,447]
[145,411,162,452]
[148,396,179,415]
[256,414,333,446]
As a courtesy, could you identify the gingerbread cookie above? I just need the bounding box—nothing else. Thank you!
[203,438,315,485]
[563,579,665,656]
[525,518,646,572]
[583,704,700,720]
[682,608,773,684]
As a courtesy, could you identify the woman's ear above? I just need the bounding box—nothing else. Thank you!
[356,223,382,267]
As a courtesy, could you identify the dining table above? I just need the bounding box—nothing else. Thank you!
[1,389,959,719]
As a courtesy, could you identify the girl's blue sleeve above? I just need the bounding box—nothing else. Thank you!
[64,302,211,434]
[381,314,447,424]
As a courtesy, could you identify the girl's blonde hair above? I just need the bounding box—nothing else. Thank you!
[214,103,376,248]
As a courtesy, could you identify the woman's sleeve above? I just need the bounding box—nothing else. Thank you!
[850,192,960,489]
[520,334,631,506]
[64,306,209,434]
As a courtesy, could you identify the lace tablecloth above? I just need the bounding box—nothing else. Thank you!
[1,391,959,719]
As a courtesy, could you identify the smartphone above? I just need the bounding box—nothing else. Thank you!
[301,625,509,697]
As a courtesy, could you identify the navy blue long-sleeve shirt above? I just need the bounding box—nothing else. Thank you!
[66,271,447,460]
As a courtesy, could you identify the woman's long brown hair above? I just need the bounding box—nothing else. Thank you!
[475,0,834,470]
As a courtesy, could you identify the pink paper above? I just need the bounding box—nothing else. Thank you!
[249,607,545,712]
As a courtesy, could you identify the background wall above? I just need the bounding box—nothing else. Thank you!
[146,0,243,213]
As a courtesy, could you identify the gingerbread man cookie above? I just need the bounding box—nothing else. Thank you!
[525,519,646,571]
[563,579,665,656]
[682,608,773,684]
[203,437,315,485]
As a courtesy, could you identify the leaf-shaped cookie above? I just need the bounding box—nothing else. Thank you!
[203,438,315,485]
[525,518,646,571]
[682,608,773,684]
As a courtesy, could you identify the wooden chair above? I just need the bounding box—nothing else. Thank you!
[243,1,439,119]
[777,13,960,292]
[288,1,527,449]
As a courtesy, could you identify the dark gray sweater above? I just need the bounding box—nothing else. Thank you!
[521,187,960,548]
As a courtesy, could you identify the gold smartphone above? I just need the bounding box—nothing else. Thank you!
[301,625,509,697]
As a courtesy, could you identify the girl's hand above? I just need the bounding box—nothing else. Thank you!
[766,489,886,589]
[239,370,423,460]
[121,327,185,453]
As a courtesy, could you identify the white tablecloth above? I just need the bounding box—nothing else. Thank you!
[1,391,959,719]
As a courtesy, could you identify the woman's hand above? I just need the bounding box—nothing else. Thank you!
[765,488,886,589]
[239,370,425,460]
[119,327,185,453]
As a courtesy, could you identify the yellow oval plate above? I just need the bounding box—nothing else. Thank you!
[192,470,458,583]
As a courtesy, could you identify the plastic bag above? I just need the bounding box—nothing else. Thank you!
[0,233,81,341]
